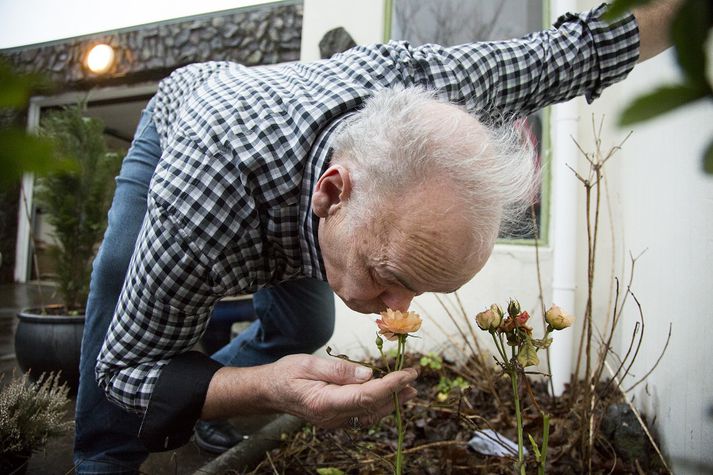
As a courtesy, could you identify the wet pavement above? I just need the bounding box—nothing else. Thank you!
[0,283,268,474]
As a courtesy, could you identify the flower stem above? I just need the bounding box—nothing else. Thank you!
[539,412,550,475]
[510,346,525,475]
[491,333,509,363]
[393,391,404,474]
[392,335,407,475]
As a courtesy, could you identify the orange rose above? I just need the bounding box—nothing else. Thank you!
[376,308,422,341]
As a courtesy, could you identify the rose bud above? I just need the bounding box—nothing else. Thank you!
[491,303,504,319]
[475,306,502,332]
[507,299,521,317]
[545,305,574,330]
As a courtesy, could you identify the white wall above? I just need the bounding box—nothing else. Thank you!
[572,4,713,469]
[300,0,385,62]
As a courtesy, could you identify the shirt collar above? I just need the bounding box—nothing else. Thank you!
[299,113,355,280]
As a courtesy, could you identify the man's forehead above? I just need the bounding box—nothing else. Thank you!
[372,226,484,293]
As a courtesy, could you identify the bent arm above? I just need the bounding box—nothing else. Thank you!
[633,0,681,62]
[95,198,223,449]
[366,4,640,119]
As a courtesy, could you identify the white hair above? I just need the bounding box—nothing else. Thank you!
[330,87,539,245]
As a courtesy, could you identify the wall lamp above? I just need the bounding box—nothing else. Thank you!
[84,43,116,75]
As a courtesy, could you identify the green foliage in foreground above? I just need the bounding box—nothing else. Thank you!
[605,0,713,173]
[0,59,73,188]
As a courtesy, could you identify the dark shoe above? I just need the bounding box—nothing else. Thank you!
[193,420,246,454]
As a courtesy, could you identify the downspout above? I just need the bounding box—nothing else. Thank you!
[548,0,578,395]
[13,98,40,283]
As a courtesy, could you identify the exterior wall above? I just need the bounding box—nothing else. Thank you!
[300,0,386,62]
[574,1,713,470]
[2,2,303,91]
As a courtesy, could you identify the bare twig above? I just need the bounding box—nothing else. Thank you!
[603,361,673,474]
[626,323,672,393]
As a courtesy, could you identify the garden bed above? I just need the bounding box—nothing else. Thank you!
[247,352,666,474]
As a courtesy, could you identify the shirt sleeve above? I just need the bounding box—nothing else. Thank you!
[362,3,639,120]
[95,197,223,451]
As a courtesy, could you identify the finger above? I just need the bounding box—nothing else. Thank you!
[327,368,419,414]
[304,357,375,385]
[351,386,419,427]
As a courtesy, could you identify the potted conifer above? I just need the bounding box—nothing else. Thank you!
[14,104,122,392]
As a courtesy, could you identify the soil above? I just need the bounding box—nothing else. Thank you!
[248,353,667,475]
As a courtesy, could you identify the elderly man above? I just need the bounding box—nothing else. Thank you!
[73,2,675,472]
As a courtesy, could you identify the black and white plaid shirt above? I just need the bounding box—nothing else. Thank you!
[96,5,639,450]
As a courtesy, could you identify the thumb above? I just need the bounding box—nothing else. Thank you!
[308,357,373,385]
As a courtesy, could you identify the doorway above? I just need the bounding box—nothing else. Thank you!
[14,83,156,282]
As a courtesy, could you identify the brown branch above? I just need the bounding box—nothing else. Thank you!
[601,322,640,396]
[626,323,672,393]
[618,290,646,383]
[603,360,673,474]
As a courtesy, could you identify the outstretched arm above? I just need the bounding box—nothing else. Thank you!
[633,0,682,62]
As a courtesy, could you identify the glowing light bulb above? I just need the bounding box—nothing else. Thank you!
[85,44,115,74]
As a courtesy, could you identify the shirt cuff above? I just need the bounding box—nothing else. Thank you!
[138,351,223,451]
[556,3,640,103]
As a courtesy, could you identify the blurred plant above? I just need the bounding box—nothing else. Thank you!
[475,299,572,475]
[435,375,469,402]
[418,352,443,371]
[375,308,422,475]
[0,59,72,189]
[0,371,72,470]
[605,0,713,173]
[35,105,122,310]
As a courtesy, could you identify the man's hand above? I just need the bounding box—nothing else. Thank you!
[201,354,418,428]
[264,354,419,429]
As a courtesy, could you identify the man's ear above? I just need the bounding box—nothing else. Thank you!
[312,165,352,218]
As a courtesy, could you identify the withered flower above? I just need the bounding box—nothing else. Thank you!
[545,305,574,330]
[475,304,503,332]
[500,311,533,335]
[376,308,422,341]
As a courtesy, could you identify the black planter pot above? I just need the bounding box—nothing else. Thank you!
[0,447,32,475]
[14,307,84,393]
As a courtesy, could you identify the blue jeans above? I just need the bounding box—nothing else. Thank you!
[73,99,335,474]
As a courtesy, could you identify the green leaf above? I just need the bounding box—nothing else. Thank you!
[0,128,76,187]
[618,84,707,125]
[703,139,713,175]
[317,468,346,475]
[531,337,553,349]
[528,433,542,462]
[0,60,52,108]
[603,0,656,21]
[517,338,539,367]
[671,0,712,87]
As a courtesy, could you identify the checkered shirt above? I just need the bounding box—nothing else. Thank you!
[96,4,638,424]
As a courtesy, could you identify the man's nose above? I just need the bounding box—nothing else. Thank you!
[381,289,416,312]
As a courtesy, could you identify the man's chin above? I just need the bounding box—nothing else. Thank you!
[342,300,383,315]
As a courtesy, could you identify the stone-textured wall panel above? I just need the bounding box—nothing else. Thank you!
[1,2,302,91]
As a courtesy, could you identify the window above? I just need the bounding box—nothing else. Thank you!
[388,0,548,241]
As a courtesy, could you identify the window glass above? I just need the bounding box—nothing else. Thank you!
[390,0,546,240]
